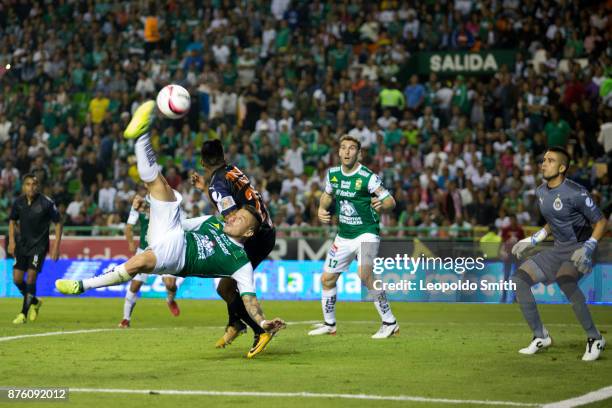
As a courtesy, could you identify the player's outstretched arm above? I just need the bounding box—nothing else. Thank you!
[511,223,550,260]
[241,294,286,332]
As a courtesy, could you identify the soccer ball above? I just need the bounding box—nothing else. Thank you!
[156,84,191,119]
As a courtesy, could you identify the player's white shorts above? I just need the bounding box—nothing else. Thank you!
[324,233,380,274]
[147,190,187,275]
[132,247,183,283]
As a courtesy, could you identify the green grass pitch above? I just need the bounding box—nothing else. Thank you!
[0,298,610,407]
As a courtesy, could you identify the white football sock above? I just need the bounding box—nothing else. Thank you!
[83,264,132,290]
[369,289,396,324]
[321,287,337,325]
[135,134,160,182]
[123,290,138,320]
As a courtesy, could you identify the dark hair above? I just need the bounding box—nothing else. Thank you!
[200,139,226,167]
[22,173,37,182]
[547,147,570,174]
[242,204,262,234]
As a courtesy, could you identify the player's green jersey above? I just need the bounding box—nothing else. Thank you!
[180,217,250,278]
[138,213,149,249]
[325,164,390,239]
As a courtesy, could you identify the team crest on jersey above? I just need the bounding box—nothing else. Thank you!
[355,179,362,190]
[553,196,563,211]
[339,199,357,216]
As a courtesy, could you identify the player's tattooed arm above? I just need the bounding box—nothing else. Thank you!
[242,294,266,325]
[242,294,287,331]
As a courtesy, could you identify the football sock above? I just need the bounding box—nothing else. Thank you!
[229,296,264,334]
[83,263,131,290]
[21,283,38,315]
[514,270,546,338]
[123,289,138,320]
[166,287,177,303]
[321,287,337,325]
[135,134,160,183]
[15,281,26,296]
[557,275,601,340]
[369,289,396,324]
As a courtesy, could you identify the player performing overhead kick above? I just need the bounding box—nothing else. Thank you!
[118,193,183,328]
[511,147,607,361]
[309,135,398,339]
[55,101,285,357]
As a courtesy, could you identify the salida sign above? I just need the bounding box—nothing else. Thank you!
[417,50,516,75]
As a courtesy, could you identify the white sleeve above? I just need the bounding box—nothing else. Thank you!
[181,215,213,231]
[231,263,255,295]
[126,208,139,225]
[324,170,333,195]
[368,173,390,200]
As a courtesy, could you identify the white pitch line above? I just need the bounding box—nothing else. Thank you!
[0,328,158,343]
[542,386,612,408]
[69,387,541,407]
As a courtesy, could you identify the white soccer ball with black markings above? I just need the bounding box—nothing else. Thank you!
[156,84,191,119]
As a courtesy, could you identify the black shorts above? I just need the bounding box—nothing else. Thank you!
[14,251,47,273]
[244,227,276,269]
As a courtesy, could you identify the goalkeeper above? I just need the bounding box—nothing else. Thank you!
[511,147,607,361]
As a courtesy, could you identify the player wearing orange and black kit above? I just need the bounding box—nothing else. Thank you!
[191,139,276,357]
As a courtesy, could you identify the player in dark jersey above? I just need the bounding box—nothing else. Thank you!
[8,173,63,324]
[191,139,276,354]
[511,147,607,361]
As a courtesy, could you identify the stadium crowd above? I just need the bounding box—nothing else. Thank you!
[0,0,610,240]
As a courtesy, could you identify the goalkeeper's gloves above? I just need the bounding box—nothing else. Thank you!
[511,228,548,259]
[570,238,597,274]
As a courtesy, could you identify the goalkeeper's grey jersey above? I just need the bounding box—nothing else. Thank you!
[535,178,603,244]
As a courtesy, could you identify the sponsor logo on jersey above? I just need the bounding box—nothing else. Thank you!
[539,196,543,205]
[341,180,351,189]
[329,243,338,257]
[194,234,216,259]
[553,196,563,211]
[336,190,357,198]
[355,179,362,190]
[585,197,593,208]
[339,200,357,216]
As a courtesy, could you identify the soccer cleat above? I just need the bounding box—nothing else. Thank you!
[167,300,180,317]
[12,313,26,324]
[246,332,276,359]
[372,321,400,339]
[308,323,337,336]
[123,100,156,139]
[28,299,42,321]
[582,337,605,361]
[215,321,247,348]
[55,279,84,295]
[118,319,130,329]
[518,336,552,355]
